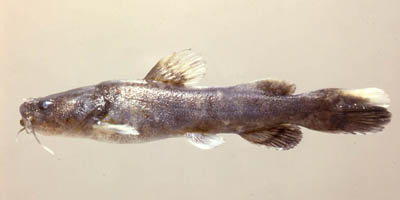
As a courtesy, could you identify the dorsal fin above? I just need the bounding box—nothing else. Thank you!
[144,49,206,86]
[239,124,302,150]
[235,79,296,96]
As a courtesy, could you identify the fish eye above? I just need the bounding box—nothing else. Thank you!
[39,100,53,110]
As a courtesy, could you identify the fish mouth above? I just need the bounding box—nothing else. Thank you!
[18,117,31,133]
[17,116,55,155]
[17,116,34,140]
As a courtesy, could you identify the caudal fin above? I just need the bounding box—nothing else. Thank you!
[304,88,391,134]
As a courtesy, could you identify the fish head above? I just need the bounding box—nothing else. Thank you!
[19,86,103,135]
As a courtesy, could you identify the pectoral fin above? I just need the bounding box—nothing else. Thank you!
[93,122,140,136]
[144,49,206,86]
[186,133,224,149]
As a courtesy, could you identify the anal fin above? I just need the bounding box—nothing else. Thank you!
[239,124,302,150]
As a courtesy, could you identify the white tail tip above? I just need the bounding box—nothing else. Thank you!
[344,88,390,108]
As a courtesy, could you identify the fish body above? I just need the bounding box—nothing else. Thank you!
[87,80,298,143]
[19,50,391,151]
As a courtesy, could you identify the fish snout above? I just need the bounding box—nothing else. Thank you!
[19,102,31,128]
[19,101,35,119]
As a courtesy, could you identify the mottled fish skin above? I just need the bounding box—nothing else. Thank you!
[90,80,303,143]
[19,50,391,150]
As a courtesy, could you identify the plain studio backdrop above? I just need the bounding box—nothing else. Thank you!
[1,1,399,200]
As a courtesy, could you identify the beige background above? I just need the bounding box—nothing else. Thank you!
[1,0,399,200]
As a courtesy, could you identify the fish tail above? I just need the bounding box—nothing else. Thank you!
[301,88,391,134]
